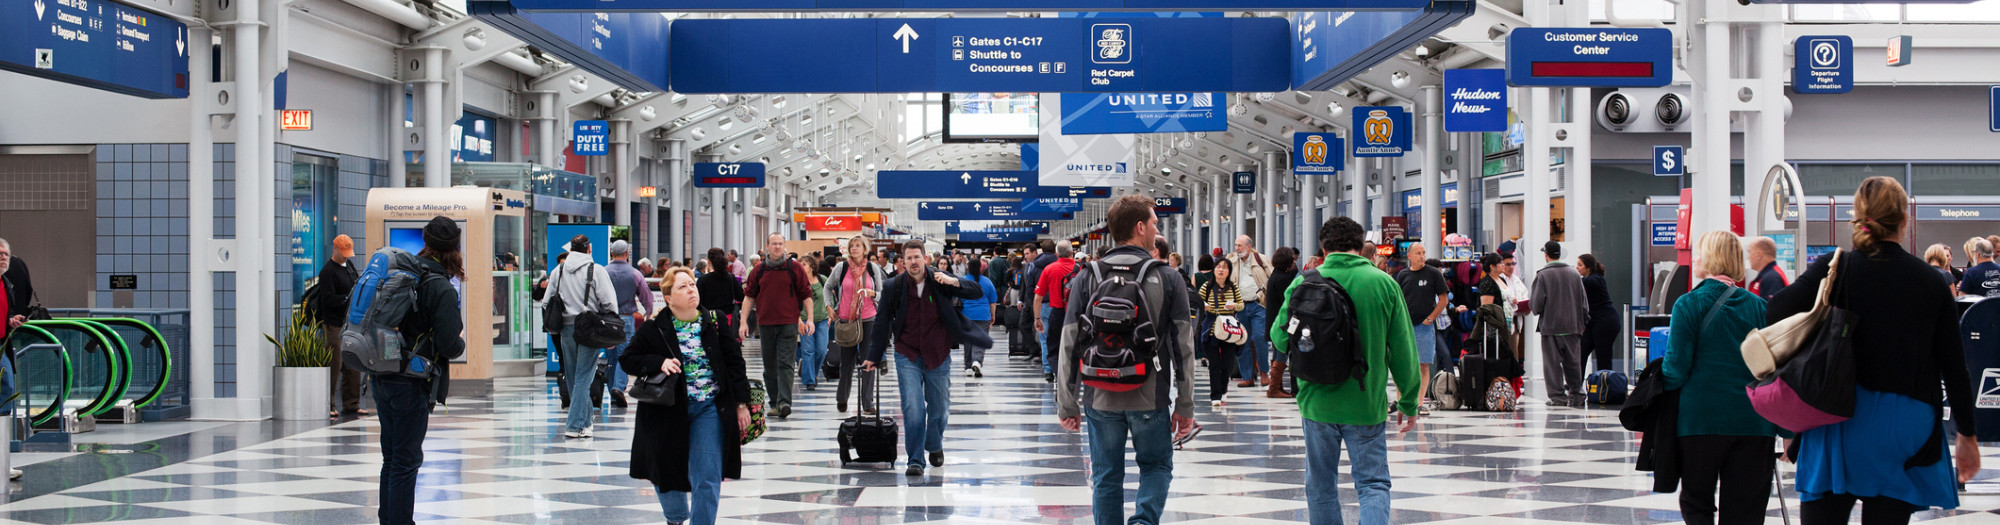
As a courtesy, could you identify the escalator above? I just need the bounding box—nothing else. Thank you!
[4,327,72,427]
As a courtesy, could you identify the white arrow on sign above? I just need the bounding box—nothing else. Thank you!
[177,27,186,56]
[973,203,983,211]
[893,24,919,54]
[921,202,929,209]
[33,0,46,20]
[960,172,972,185]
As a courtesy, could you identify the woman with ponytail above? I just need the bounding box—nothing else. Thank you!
[1765,176,1981,525]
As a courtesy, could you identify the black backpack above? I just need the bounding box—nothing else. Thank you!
[1282,271,1366,386]
[1075,255,1167,392]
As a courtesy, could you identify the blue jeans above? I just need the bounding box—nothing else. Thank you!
[799,320,829,387]
[1237,302,1270,378]
[0,354,17,413]
[560,325,599,432]
[1304,420,1391,525]
[371,375,432,525]
[658,398,722,525]
[1039,304,1056,374]
[1085,407,1174,525]
[607,316,637,391]
[894,351,952,467]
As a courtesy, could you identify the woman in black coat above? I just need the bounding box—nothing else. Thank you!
[621,267,752,525]
[1577,254,1622,372]
[1260,247,1300,398]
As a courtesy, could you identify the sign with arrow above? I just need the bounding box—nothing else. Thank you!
[2,0,191,98]
[946,221,1051,235]
[877,170,1112,200]
[893,23,919,53]
[919,201,1074,221]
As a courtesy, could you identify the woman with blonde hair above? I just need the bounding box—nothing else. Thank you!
[1923,243,1956,288]
[622,267,752,525]
[1662,230,1788,525]
[1767,176,1980,525]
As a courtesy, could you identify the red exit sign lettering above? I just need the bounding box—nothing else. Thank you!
[279,110,314,131]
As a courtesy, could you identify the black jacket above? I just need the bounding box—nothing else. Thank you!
[1620,358,1682,494]
[620,309,751,490]
[314,258,361,327]
[865,267,992,366]
[397,255,464,403]
[697,271,745,317]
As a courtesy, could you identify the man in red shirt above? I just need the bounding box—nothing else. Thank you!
[741,232,815,419]
[1032,242,1079,384]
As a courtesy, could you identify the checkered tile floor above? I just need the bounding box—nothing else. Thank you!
[2,330,1998,524]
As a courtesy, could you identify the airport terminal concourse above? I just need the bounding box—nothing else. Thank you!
[1,0,1999,523]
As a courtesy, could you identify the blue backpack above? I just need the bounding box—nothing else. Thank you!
[339,247,446,378]
[1586,370,1629,405]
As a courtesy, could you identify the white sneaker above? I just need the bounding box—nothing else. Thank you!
[564,429,593,439]
[8,468,19,480]
[970,362,983,378]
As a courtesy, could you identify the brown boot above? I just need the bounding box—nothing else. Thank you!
[1265,363,1293,398]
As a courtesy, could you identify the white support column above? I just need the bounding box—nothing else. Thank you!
[1458,133,1477,238]
[1263,151,1282,251]
[230,0,269,419]
[533,91,559,169]
[710,189,725,254]
[1207,179,1223,253]
[611,120,633,230]
[1420,85,1444,258]
[387,86,407,187]
[1567,87,1595,258]
[664,139,686,261]
[187,23,216,409]
[1346,130,1365,224]
[1690,0,1733,237]
[1743,12,1788,242]
[419,46,450,188]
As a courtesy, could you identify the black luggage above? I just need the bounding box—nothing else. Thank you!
[838,378,898,465]
[1459,304,1520,411]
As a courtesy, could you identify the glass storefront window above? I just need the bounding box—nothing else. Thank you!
[1911,164,2000,196]
[1796,164,1905,196]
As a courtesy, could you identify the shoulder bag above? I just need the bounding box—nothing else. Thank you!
[1740,249,1841,379]
[571,264,629,349]
[833,266,868,348]
[1745,251,1858,433]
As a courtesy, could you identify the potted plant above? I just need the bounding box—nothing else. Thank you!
[269,308,332,421]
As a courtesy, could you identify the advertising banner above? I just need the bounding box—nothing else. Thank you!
[803,215,864,232]
[1292,132,1345,175]
[1443,69,1508,132]
[1039,96,1138,187]
[1058,93,1226,135]
[1352,106,1412,157]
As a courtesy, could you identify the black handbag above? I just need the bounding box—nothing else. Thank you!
[625,372,677,406]
[541,268,571,334]
[571,264,629,349]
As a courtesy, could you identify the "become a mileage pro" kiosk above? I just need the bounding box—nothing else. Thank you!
[363,187,538,392]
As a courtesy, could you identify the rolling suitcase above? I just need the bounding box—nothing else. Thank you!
[838,376,898,465]
[1459,316,1517,411]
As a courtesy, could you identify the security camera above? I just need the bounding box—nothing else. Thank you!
[1656,93,1686,126]
[1600,92,1634,130]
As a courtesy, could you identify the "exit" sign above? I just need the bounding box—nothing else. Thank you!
[279,109,314,131]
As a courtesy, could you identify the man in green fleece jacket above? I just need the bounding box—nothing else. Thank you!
[1270,216,1422,525]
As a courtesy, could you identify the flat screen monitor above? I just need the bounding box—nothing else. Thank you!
[388,227,428,254]
[942,93,1040,144]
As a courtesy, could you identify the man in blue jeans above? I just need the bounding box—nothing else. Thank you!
[863,241,989,477]
[1226,235,1273,387]
[1055,196,1197,525]
[1270,216,1422,525]
[553,235,619,438]
[1021,240,1058,375]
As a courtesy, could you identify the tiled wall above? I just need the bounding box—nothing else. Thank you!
[95,143,386,400]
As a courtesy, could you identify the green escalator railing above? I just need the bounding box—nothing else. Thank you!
[5,327,73,427]
[77,318,171,409]
[24,320,127,418]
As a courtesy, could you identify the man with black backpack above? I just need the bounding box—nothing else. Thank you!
[373,217,466,525]
[1055,195,1197,525]
[1269,216,1421,525]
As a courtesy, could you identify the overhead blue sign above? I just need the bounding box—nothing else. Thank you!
[945,222,1051,235]
[1651,223,1677,246]
[1058,93,1226,135]
[1153,197,1188,215]
[919,201,1075,221]
[692,162,766,188]
[573,120,609,156]
[1020,143,1039,170]
[1020,198,1083,213]
[1292,132,1345,175]
[469,4,671,92]
[1506,28,1673,88]
[960,231,1041,243]
[1233,172,1257,194]
[668,17,1289,94]
[1792,36,1852,94]
[1992,86,2000,133]
[1653,146,1684,177]
[0,0,190,99]
[1352,106,1412,158]
[877,171,1112,200]
[509,0,1433,12]
[1443,69,1508,132]
[1291,3,1476,91]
